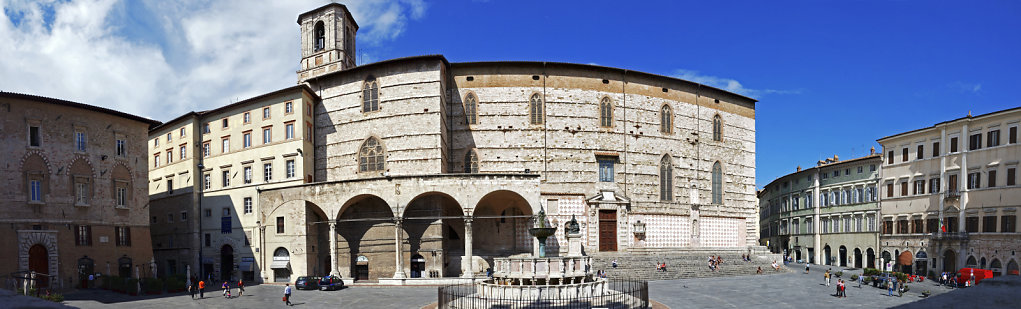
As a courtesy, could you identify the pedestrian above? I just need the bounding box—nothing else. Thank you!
[887,278,893,296]
[222,281,230,298]
[283,283,293,306]
[805,263,810,274]
[824,269,831,286]
[237,279,245,297]
[188,281,195,299]
[198,280,205,299]
[858,274,863,288]
[612,259,618,269]
[835,279,842,297]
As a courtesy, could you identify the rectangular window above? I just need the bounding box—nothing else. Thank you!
[883,220,893,234]
[166,150,172,164]
[29,180,42,202]
[306,124,313,141]
[222,118,229,128]
[833,170,839,178]
[154,154,160,168]
[901,148,908,162]
[203,142,210,157]
[858,166,863,174]
[949,174,959,192]
[222,170,230,187]
[263,107,271,119]
[222,207,230,216]
[927,218,939,234]
[887,183,894,198]
[897,219,909,234]
[307,103,312,116]
[1008,168,1016,186]
[285,102,293,114]
[29,126,41,147]
[116,139,125,156]
[844,168,850,175]
[951,137,959,153]
[203,173,210,190]
[912,219,923,234]
[887,150,894,164]
[243,166,252,184]
[167,213,173,223]
[167,179,173,194]
[983,216,997,233]
[969,133,982,150]
[914,180,925,195]
[263,127,272,144]
[243,132,251,148]
[75,225,92,246]
[203,123,210,134]
[116,187,126,207]
[900,182,908,196]
[181,211,187,221]
[204,233,211,247]
[276,217,284,234]
[988,130,1000,147]
[179,145,186,160]
[180,127,186,137]
[264,163,273,182]
[966,217,979,233]
[243,112,251,124]
[967,172,980,189]
[870,164,876,172]
[286,160,295,178]
[244,197,252,214]
[76,181,89,205]
[166,132,172,142]
[285,123,294,139]
[1003,215,1017,233]
[917,145,923,160]
[115,227,131,247]
[929,178,941,194]
[597,158,614,182]
[75,131,87,151]
[1010,126,1018,144]
[932,142,940,157]
[988,170,997,187]
[221,137,229,153]
[204,209,211,217]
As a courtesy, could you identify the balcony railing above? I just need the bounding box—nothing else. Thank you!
[944,191,961,200]
[930,231,969,241]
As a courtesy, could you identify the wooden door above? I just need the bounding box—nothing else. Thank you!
[29,245,48,287]
[355,265,369,281]
[598,210,617,251]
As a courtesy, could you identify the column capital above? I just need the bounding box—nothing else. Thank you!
[329,221,337,228]
[464,217,473,225]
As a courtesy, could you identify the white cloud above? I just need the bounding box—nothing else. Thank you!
[948,81,982,94]
[0,0,428,121]
[671,69,801,99]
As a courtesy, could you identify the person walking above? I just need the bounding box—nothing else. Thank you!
[198,280,205,299]
[222,281,230,298]
[886,278,893,296]
[858,274,864,288]
[835,279,842,297]
[283,284,293,306]
[237,279,244,297]
[824,269,831,286]
[805,263,810,274]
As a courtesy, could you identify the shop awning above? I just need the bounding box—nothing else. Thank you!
[270,260,290,269]
[898,251,913,265]
[238,261,254,272]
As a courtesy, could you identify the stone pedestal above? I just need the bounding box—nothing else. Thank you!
[566,232,583,257]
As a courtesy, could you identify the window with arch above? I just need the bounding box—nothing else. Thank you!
[362,77,379,113]
[313,21,325,51]
[660,155,673,201]
[529,93,543,125]
[661,104,673,134]
[464,93,478,125]
[464,149,479,173]
[358,137,384,172]
[712,114,723,141]
[599,97,613,128]
[711,162,723,204]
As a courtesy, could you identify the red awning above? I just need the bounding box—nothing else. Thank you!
[898,251,913,265]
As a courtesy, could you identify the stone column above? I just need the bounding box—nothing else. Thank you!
[462,218,474,278]
[393,219,407,278]
[329,222,338,276]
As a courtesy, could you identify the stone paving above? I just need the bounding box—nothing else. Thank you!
[49,263,1009,309]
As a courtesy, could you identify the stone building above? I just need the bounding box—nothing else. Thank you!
[759,154,882,268]
[0,92,158,289]
[147,86,317,281]
[154,3,760,284]
[878,107,1021,277]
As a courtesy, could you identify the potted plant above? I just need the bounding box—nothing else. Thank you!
[922,290,931,297]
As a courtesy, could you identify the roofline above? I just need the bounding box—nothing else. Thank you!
[877,106,1021,143]
[149,84,320,132]
[0,91,161,128]
[759,153,882,193]
[450,61,758,103]
[296,3,359,30]
[306,54,450,81]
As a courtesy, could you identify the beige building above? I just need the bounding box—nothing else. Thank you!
[147,86,317,281]
[878,107,1021,277]
[0,92,158,290]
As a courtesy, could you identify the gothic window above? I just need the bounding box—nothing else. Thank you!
[313,21,325,51]
[464,93,478,125]
[358,137,384,172]
[529,93,543,125]
[660,155,673,201]
[112,164,131,208]
[712,161,723,204]
[362,77,379,112]
[464,149,479,173]
[712,114,723,141]
[661,105,673,134]
[599,97,613,128]
[23,154,48,203]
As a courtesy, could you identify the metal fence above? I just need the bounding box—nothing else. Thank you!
[438,278,648,309]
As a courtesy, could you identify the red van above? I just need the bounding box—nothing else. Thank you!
[956,268,993,286]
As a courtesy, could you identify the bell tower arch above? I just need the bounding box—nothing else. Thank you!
[297,3,358,83]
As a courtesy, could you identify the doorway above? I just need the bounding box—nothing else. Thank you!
[824,245,832,266]
[854,248,863,269]
[28,245,49,288]
[598,210,617,252]
[839,246,847,267]
[867,248,876,269]
[355,255,369,281]
[943,250,957,273]
[78,256,94,289]
[410,254,425,278]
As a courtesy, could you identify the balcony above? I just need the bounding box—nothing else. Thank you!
[930,231,969,241]
[943,191,961,200]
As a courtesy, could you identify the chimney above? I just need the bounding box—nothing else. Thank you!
[825,158,833,164]
[796,166,802,172]
[817,160,825,166]
[870,146,875,155]
[833,155,839,162]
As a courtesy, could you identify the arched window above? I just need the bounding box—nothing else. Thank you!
[660,155,673,201]
[464,93,478,125]
[711,162,723,204]
[660,105,672,134]
[529,93,543,125]
[362,77,379,112]
[313,21,325,51]
[358,137,384,172]
[599,97,613,128]
[712,114,723,141]
[464,149,478,173]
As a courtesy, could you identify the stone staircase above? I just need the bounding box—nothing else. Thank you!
[589,247,788,281]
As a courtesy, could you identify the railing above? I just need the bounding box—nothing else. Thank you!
[438,278,648,309]
[944,191,961,200]
[930,232,969,241]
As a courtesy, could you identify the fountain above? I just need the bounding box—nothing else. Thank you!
[528,209,557,258]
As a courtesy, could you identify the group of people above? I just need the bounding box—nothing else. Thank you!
[187,277,244,300]
[835,279,847,298]
[770,260,781,271]
[655,262,668,272]
[707,255,724,271]
[740,254,752,262]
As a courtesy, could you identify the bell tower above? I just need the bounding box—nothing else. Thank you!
[297,3,358,83]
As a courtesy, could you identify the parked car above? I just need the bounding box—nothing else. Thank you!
[319,275,345,291]
[295,276,320,290]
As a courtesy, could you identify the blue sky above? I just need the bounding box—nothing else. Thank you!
[2,0,1019,188]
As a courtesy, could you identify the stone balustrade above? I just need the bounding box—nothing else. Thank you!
[477,278,608,300]
[492,256,592,282]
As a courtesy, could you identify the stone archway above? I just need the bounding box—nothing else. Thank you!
[403,192,464,278]
[943,249,957,273]
[18,230,59,285]
[336,194,395,281]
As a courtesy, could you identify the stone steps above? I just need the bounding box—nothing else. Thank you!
[588,251,788,281]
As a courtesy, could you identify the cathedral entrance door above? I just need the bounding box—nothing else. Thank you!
[29,244,49,288]
[598,210,617,251]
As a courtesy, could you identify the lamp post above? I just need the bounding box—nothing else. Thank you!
[197,163,204,281]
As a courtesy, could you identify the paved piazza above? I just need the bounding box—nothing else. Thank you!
[46,264,993,309]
